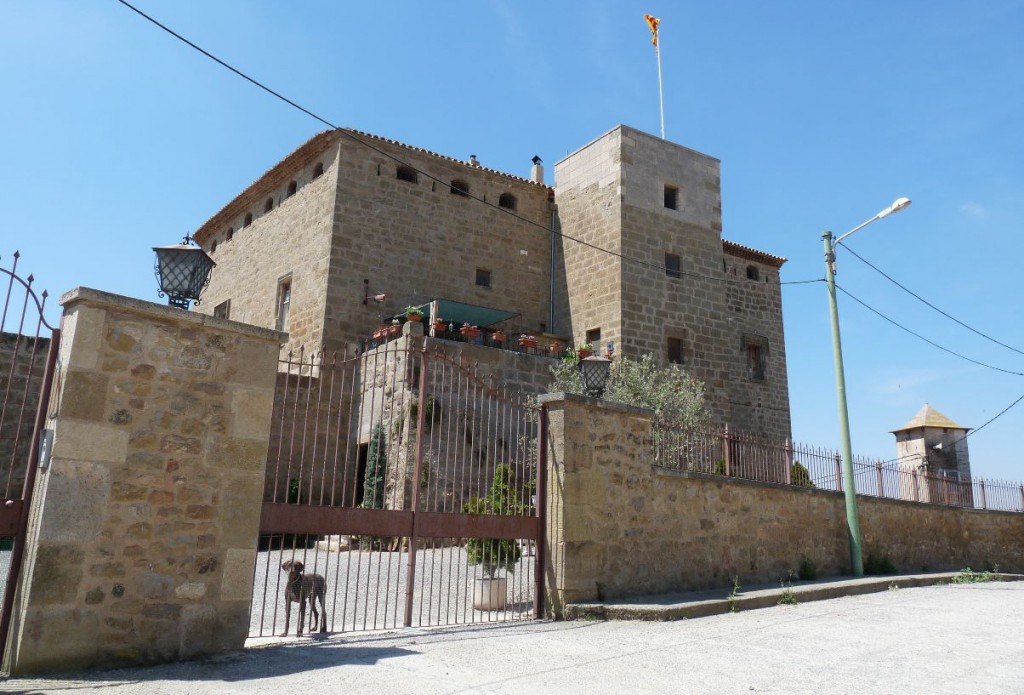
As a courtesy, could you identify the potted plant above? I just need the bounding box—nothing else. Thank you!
[387,318,401,338]
[549,341,563,356]
[460,323,481,340]
[492,330,506,345]
[518,334,537,350]
[404,305,424,322]
[373,325,388,341]
[576,342,593,359]
[432,317,447,334]
[464,464,525,610]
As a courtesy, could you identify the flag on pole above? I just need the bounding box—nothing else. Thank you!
[644,14,660,46]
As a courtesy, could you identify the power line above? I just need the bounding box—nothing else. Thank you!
[835,285,1024,377]
[841,244,1024,357]
[116,0,823,289]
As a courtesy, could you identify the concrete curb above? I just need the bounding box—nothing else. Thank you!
[564,572,1024,621]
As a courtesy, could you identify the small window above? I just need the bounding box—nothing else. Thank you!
[287,181,297,197]
[276,275,292,332]
[665,253,681,279]
[743,334,768,381]
[397,165,418,183]
[211,240,217,254]
[243,213,253,228]
[746,265,759,281]
[312,162,324,179]
[226,227,234,241]
[264,197,274,213]
[475,268,491,288]
[450,179,469,197]
[586,328,601,346]
[498,193,517,210]
[213,300,231,320]
[667,337,684,365]
[664,185,678,210]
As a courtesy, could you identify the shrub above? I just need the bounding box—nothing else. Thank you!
[798,556,818,581]
[791,461,815,488]
[464,464,525,578]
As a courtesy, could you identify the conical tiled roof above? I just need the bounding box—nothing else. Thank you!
[891,404,970,433]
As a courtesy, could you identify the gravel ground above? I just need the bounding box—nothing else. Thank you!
[249,541,536,637]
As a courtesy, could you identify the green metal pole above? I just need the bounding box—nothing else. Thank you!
[822,231,864,577]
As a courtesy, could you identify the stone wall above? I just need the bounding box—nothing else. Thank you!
[542,394,1024,616]
[0,332,51,499]
[5,288,282,675]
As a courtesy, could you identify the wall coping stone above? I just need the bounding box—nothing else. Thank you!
[537,391,654,418]
[59,287,286,344]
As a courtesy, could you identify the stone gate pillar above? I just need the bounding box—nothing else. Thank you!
[5,288,283,674]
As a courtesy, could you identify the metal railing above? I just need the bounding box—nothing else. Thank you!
[653,422,1024,513]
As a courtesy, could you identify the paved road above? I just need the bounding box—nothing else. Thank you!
[4,582,1023,694]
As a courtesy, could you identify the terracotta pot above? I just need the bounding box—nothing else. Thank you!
[432,321,447,333]
[577,349,593,359]
[519,338,537,349]
[406,313,422,322]
[461,328,481,339]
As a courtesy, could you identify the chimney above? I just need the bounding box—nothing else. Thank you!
[469,154,480,167]
[530,155,544,184]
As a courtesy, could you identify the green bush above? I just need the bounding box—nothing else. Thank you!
[798,556,818,581]
[791,461,815,488]
[464,464,525,578]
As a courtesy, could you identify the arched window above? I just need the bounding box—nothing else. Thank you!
[287,181,297,198]
[264,198,274,213]
[397,165,418,183]
[226,227,234,241]
[312,162,324,179]
[498,193,517,210]
[243,213,253,228]
[746,265,759,281]
[450,179,469,197]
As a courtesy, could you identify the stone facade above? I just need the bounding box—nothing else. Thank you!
[5,288,282,674]
[542,394,1024,616]
[192,124,791,440]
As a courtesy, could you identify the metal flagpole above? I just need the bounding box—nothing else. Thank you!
[655,36,665,139]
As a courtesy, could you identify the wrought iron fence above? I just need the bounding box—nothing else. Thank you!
[653,422,1024,513]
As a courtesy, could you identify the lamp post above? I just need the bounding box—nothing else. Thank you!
[823,196,911,577]
[580,355,613,397]
[153,235,216,310]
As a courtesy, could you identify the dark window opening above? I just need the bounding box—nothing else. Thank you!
[264,198,274,213]
[667,337,684,365]
[226,227,234,241]
[210,240,217,253]
[243,213,253,228]
[746,265,759,281]
[213,300,230,320]
[664,185,678,210]
[476,268,491,288]
[586,328,601,346]
[287,181,297,197]
[312,162,324,179]
[397,165,418,183]
[744,335,768,381]
[276,275,292,332]
[665,252,681,279]
[450,179,470,197]
[499,193,517,210]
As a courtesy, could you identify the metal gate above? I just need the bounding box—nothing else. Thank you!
[249,340,546,637]
[0,252,60,663]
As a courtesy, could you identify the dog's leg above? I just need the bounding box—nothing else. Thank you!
[318,589,327,633]
[297,594,306,636]
[280,599,291,638]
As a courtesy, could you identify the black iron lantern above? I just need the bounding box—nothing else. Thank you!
[579,355,613,398]
[153,235,216,310]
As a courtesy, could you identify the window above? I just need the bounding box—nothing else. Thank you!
[665,253,681,279]
[586,328,601,346]
[746,265,760,281]
[667,337,684,365]
[243,213,253,228]
[264,197,274,213]
[213,300,231,320]
[287,181,297,198]
[450,179,469,197]
[499,193,517,210]
[664,185,678,210]
[396,165,418,183]
[312,162,324,179]
[211,240,217,253]
[743,334,768,381]
[226,227,234,241]
[276,275,292,332]
[475,268,491,288]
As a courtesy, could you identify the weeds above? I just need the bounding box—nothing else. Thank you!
[727,576,741,613]
[778,581,798,606]
[951,566,1000,584]
[798,556,818,581]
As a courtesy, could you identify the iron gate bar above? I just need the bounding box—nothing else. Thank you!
[534,404,548,620]
[404,343,430,627]
[260,503,413,537]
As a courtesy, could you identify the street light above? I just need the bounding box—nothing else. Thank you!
[580,355,613,397]
[153,235,216,310]
[823,197,911,577]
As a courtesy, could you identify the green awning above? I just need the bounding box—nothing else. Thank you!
[395,299,518,328]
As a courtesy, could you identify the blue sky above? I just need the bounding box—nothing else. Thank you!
[3,1,1024,481]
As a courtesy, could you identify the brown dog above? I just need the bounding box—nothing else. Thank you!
[280,559,327,636]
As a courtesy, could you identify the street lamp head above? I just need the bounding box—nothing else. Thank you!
[153,235,216,310]
[877,197,912,220]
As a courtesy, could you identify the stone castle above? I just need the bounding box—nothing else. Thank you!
[192,125,792,440]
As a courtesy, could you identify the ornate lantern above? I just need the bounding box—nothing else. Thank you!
[579,355,613,398]
[153,236,216,310]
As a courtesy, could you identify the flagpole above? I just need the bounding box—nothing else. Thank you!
[655,36,665,139]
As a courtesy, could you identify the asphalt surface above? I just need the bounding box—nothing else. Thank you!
[3,581,1023,694]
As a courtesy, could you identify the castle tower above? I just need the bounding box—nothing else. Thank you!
[892,404,972,504]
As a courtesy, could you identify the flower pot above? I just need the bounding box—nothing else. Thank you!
[406,313,422,322]
[461,328,481,340]
[549,343,563,356]
[373,327,387,341]
[432,321,447,333]
[577,349,593,359]
[472,576,508,611]
[387,325,401,338]
[518,338,537,350]
[493,332,506,345]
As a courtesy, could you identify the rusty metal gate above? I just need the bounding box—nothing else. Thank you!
[0,252,60,663]
[250,341,546,636]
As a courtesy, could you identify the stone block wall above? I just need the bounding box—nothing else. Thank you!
[6,288,283,675]
[541,394,1024,616]
[0,332,51,499]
